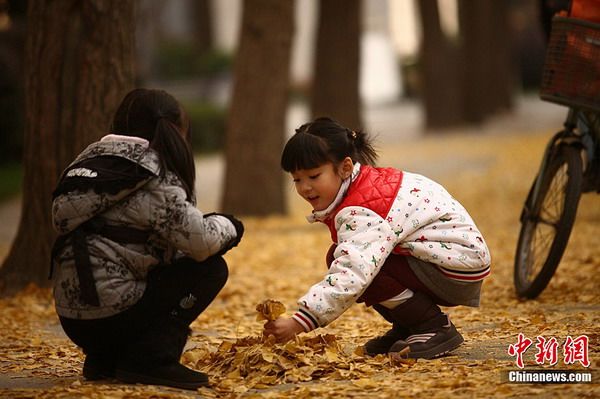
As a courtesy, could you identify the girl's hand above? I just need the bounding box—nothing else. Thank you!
[263,317,305,343]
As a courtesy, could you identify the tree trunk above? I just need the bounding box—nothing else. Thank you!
[459,0,489,123]
[0,1,27,164]
[488,0,514,112]
[458,0,514,123]
[311,0,362,130]
[221,0,294,215]
[0,0,135,297]
[191,0,213,55]
[416,0,463,130]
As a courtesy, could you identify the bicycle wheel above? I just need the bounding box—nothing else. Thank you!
[514,145,583,299]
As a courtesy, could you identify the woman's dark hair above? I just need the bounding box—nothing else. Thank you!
[281,117,377,173]
[111,88,196,201]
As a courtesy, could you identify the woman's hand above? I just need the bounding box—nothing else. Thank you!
[263,317,305,343]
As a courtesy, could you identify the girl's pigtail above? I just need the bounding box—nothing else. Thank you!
[152,118,196,203]
[350,129,378,166]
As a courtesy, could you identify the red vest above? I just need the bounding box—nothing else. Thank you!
[324,165,403,242]
[322,165,410,306]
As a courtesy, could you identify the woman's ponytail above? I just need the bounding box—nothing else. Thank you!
[152,118,196,202]
[111,89,197,202]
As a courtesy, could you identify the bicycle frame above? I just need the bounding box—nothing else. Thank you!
[578,111,600,192]
[528,107,600,210]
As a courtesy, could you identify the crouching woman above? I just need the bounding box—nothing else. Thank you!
[51,89,243,390]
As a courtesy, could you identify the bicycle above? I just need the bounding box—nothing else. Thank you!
[513,15,600,299]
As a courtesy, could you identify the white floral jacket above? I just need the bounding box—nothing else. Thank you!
[292,163,491,332]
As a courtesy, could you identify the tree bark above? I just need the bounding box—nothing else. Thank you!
[459,0,514,123]
[0,2,26,164]
[459,0,491,123]
[489,1,514,112]
[0,0,135,296]
[191,0,213,55]
[311,0,362,129]
[416,0,463,130]
[221,0,294,215]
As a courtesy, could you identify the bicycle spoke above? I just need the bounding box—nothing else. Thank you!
[537,216,558,229]
[528,237,541,279]
[528,222,555,281]
[547,177,563,217]
[549,170,566,217]
[520,224,536,279]
[535,228,553,250]
[540,165,568,226]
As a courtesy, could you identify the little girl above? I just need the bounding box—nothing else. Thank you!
[264,117,490,359]
[51,89,243,390]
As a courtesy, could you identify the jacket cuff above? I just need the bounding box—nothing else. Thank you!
[292,309,319,332]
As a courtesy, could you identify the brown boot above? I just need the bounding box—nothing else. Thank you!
[82,352,115,380]
[116,362,209,390]
[115,319,209,390]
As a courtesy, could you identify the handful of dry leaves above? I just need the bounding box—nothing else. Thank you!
[256,299,286,321]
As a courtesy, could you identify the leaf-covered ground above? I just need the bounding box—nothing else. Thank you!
[0,130,598,398]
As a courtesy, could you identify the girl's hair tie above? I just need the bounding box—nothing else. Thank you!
[348,130,357,140]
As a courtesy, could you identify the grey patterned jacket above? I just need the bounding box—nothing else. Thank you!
[51,134,237,320]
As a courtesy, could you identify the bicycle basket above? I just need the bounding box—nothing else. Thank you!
[540,16,600,112]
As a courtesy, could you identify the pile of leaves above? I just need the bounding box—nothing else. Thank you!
[185,333,413,395]
[183,300,414,395]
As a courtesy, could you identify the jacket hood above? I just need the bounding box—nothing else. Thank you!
[52,136,160,234]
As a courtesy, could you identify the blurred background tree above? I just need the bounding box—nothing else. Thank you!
[0,0,26,199]
[0,0,135,296]
[311,0,362,130]
[191,0,213,56]
[459,0,513,123]
[416,0,463,128]
[417,0,515,129]
[222,0,294,215]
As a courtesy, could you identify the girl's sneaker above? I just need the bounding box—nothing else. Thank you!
[388,314,464,359]
[378,291,464,359]
[364,324,410,356]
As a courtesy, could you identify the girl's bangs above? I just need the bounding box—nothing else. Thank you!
[281,133,330,172]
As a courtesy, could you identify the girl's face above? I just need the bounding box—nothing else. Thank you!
[291,158,353,211]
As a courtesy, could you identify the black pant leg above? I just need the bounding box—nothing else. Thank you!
[59,256,228,367]
[115,256,229,367]
[59,303,151,358]
[145,255,228,326]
